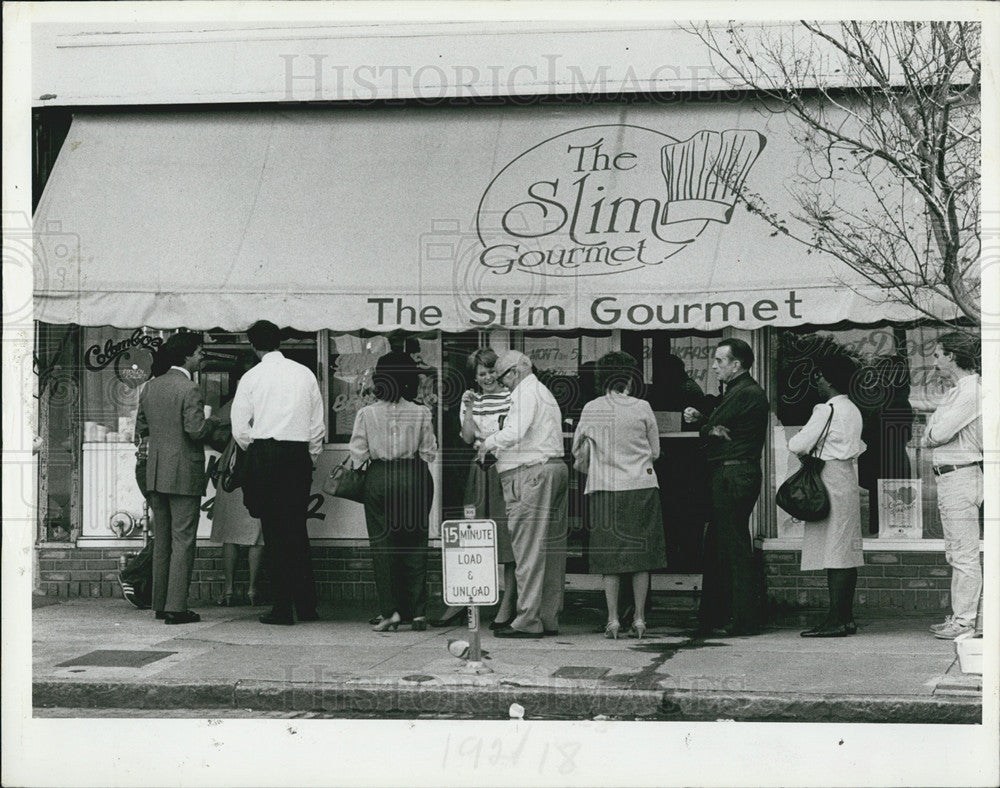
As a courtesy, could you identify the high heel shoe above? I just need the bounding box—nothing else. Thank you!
[411,617,427,632]
[604,621,621,640]
[372,613,401,632]
[629,620,647,639]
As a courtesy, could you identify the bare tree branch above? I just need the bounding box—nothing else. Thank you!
[687,21,981,325]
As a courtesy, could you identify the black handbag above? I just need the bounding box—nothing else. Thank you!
[218,438,247,493]
[323,456,367,503]
[776,405,834,522]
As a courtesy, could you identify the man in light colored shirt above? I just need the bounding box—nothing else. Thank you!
[232,320,325,625]
[478,350,567,637]
[921,331,983,639]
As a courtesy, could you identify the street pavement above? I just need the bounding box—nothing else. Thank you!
[31,596,982,722]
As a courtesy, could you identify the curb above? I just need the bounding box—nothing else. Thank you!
[33,679,982,723]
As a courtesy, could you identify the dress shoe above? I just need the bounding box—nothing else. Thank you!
[723,625,760,637]
[543,629,559,637]
[489,618,513,631]
[296,610,320,622]
[164,610,201,625]
[373,612,401,632]
[429,608,465,628]
[154,611,167,620]
[259,610,294,626]
[801,623,850,638]
[493,626,543,639]
[845,620,858,635]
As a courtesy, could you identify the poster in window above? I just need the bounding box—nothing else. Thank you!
[878,479,923,539]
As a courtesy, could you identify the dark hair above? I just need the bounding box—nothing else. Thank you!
[160,332,202,367]
[372,352,419,403]
[817,353,858,395]
[246,320,281,352]
[937,331,979,372]
[150,348,171,377]
[466,347,499,378]
[718,338,754,370]
[595,351,641,394]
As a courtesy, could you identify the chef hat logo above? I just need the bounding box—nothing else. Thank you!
[660,130,767,225]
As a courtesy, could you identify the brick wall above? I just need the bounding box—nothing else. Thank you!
[39,545,968,614]
[764,550,963,612]
[38,545,446,609]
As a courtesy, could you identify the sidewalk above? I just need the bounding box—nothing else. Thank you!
[32,596,982,722]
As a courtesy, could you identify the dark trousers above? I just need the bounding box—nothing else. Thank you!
[148,492,200,613]
[243,440,317,617]
[363,458,433,620]
[699,462,763,633]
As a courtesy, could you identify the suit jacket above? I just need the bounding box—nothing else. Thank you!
[699,372,769,464]
[136,369,215,496]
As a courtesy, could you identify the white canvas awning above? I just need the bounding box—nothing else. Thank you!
[34,105,933,332]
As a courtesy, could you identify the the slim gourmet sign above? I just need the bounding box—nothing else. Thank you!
[475,125,767,278]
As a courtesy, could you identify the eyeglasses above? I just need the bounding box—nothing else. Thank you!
[496,367,515,382]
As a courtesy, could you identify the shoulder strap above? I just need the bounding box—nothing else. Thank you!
[810,404,835,457]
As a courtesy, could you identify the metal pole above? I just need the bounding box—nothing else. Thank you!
[467,604,482,662]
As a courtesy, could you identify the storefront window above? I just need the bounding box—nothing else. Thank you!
[774,325,982,541]
[36,323,82,541]
[326,332,440,442]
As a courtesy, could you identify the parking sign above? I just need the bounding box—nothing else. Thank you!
[441,519,499,606]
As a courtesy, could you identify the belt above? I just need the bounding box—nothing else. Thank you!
[713,458,758,467]
[933,461,982,476]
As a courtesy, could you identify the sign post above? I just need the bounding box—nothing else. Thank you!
[441,519,498,672]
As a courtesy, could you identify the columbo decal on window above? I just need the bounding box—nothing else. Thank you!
[475,125,766,278]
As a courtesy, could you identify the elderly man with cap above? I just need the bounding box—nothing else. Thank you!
[477,350,568,638]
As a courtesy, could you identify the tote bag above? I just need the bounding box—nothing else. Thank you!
[776,405,834,522]
[323,456,367,503]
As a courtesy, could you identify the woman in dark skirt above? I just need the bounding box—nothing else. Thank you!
[572,351,666,639]
[350,352,437,632]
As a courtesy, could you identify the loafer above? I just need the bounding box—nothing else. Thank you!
[493,626,543,639]
[800,624,850,638]
[164,610,201,625]
[259,611,294,626]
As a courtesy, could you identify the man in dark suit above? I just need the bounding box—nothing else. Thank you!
[683,338,769,636]
[136,332,217,624]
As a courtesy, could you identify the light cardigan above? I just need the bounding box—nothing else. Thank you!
[572,394,660,494]
[787,394,866,461]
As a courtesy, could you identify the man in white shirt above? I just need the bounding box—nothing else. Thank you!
[232,320,325,625]
[922,331,983,640]
[478,350,567,638]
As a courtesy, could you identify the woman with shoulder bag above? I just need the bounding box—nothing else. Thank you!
[787,353,866,638]
[350,352,437,633]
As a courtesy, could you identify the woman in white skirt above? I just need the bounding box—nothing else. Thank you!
[787,353,866,638]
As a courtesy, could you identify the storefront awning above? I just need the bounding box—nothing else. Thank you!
[34,106,934,332]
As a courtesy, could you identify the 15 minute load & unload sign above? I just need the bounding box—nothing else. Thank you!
[441,520,499,606]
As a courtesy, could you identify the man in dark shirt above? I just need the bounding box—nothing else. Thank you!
[683,338,769,635]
